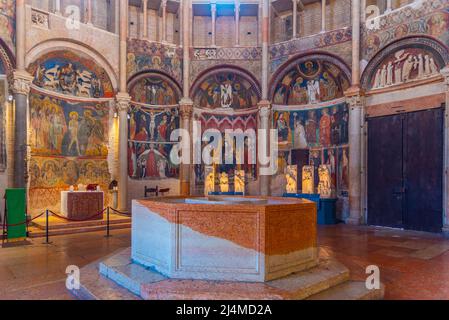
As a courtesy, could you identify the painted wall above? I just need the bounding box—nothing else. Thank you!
[0,0,15,54]
[27,51,115,215]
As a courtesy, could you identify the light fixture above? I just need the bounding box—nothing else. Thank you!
[113,111,118,118]
[8,95,13,102]
[127,113,131,120]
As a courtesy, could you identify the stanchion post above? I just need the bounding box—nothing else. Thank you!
[44,209,51,244]
[106,207,110,238]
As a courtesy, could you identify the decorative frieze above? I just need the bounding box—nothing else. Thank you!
[192,47,262,61]
[31,9,49,29]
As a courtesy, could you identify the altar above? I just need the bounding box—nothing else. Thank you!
[60,191,104,220]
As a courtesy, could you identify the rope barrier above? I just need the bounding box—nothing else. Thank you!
[109,207,131,217]
[2,206,131,244]
[1,211,46,228]
[48,207,107,222]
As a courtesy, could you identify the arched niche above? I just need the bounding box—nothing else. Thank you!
[270,54,351,106]
[191,66,261,110]
[128,71,181,105]
[361,36,449,91]
[27,49,115,98]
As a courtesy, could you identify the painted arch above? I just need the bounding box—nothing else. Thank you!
[128,71,181,105]
[191,66,261,110]
[270,53,351,106]
[27,50,115,98]
[361,36,449,91]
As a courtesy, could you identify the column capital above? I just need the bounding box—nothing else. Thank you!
[257,100,272,118]
[116,93,131,112]
[179,100,194,119]
[344,86,365,108]
[440,66,449,86]
[12,70,34,95]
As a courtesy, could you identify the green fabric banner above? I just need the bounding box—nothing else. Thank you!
[5,188,27,240]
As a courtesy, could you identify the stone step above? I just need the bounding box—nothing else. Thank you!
[28,222,131,238]
[265,259,350,299]
[307,281,385,300]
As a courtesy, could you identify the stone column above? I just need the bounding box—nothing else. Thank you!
[211,2,217,47]
[13,0,33,189]
[180,0,193,196]
[361,0,366,23]
[117,0,130,211]
[179,103,193,196]
[321,0,326,32]
[142,0,148,39]
[261,0,269,100]
[345,89,365,225]
[235,1,240,46]
[345,0,364,225]
[12,72,33,189]
[116,94,130,211]
[85,0,93,25]
[258,102,272,196]
[161,0,167,42]
[441,66,449,234]
[54,0,61,15]
[292,0,297,39]
[386,0,392,13]
[257,0,271,196]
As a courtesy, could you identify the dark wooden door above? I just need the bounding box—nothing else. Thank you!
[404,108,443,232]
[367,114,404,228]
[367,108,443,232]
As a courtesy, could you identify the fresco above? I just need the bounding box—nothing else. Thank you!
[0,1,15,52]
[128,105,180,180]
[29,92,109,157]
[0,78,6,170]
[129,75,179,105]
[362,1,449,60]
[193,72,260,110]
[194,112,258,187]
[369,47,444,90]
[27,51,114,98]
[0,55,4,74]
[272,60,350,105]
[28,157,111,213]
[274,103,348,148]
[127,39,183,83]
[273,103,349,195]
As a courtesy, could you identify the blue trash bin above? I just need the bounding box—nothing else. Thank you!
[283,193,337,225]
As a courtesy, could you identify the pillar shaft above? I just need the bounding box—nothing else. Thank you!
[235,1,240,45]
[441,67,449,234]
[386,0,392,12]
[321,0,326,32]
[258,102,271,196]
[142,0,148,39]
[292,0,297,38]
[352,0,360,86]
[179,104,193,196]
[261,0,269,100]
[85,0,92,24]
[162,0,167,42]
[211,3,217,46]
[13,1,32,189]
[117,0,129,211]
[54,0,61,15]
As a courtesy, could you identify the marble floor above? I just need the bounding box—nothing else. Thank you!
[0,225,448,300]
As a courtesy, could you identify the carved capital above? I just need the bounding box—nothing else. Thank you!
[180,103,193,120]
[441,66,449,87]
[257,100,272,119]
[115,93,131,113]
[344,86,365,108]
[12,71,33,95]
